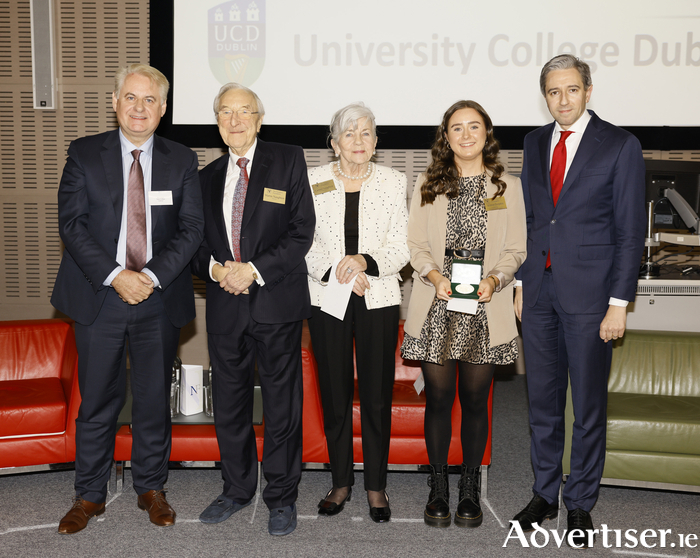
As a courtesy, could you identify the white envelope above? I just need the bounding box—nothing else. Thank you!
[320,258,355,320]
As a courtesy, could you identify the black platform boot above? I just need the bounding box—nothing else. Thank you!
[455,464,482,527]
[424,463,450,527]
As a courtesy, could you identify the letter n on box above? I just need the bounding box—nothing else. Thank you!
[180,364,203,416]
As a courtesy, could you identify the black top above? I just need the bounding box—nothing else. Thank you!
[321,191,379,281]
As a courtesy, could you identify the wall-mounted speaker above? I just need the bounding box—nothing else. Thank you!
[30,0,56,110]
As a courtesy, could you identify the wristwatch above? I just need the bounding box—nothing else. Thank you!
[248,262,258,281]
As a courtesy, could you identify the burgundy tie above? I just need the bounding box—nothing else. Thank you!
[546,131,573,268]
[126,149,147,271]
[231,157,249,262]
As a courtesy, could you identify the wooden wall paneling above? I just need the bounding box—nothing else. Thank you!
[56,0,148,81]
[663,151,700,161]
[0,0,33,80]
[0,195,60,302]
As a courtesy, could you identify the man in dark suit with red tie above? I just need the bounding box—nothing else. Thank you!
[51,64,203,534]
[191,83,315,536]
[512,55,646,547]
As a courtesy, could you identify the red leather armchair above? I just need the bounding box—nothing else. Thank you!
[0,319,80,471]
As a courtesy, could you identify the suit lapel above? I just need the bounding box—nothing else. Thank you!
[241,140,272,231]
[100,130,124,223]
[150,135,171,231]
[558,113,607,204]
[537,124,555,206]
[211,155,230,247]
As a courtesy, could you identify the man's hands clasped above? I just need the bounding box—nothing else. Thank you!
[112,270,154,305]
[213,260,256,295]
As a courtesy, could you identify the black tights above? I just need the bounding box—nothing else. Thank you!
[422,360,495,467]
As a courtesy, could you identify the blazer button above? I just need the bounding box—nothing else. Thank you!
[551,219,556,224]
[542,251,546,256]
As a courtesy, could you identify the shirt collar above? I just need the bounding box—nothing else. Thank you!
[229,139,257,165]
[553,109,591,137]
[118,129,154,158]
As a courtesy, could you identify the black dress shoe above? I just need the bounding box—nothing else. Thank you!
[566,508,594,548]
[368,491,391,523]
[513,495,558,531]
[317,487,352,516]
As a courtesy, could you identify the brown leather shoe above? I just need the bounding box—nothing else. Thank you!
[58,496,106,534]
[137,489,176,527]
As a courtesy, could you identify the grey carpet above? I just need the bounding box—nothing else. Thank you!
[1,373,698,557]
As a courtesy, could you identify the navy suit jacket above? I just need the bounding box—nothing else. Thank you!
[191,139,315,332]
[518,111,646,314]
[51,129,204,327]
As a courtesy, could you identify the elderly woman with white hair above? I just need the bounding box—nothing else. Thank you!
[306,103,410,523]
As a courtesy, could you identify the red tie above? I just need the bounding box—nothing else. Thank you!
[230,157,249,262]
[126,149,147,271]
[546,131,573,268]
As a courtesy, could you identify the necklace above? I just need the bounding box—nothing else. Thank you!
[335,160,373,181]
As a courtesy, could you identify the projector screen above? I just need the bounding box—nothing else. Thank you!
[171,0,700,128]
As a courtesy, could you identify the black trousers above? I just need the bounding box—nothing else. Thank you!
[74,289,178,502]
[208,295,303,509]
[308,296,399,491]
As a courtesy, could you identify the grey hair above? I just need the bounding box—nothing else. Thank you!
[328,102,377,154]
[212,82,265,116]
[539,54,592,96]
[114,64,169,103]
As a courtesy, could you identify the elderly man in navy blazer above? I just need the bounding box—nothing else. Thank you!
[51,64,203,534]
[512,55,646,547]
[191,83,315,536]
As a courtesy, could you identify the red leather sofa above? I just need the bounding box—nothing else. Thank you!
[0,319,492,490]
[0,319,80,471]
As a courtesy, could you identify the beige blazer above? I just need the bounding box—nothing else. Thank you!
[403,172,527,347]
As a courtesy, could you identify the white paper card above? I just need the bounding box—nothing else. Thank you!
[446,297,479,315]
[413,373,425,395]
[149,190,173,205]
[451,261,481,284]
[320,258,355,320]
[180,364,203,416]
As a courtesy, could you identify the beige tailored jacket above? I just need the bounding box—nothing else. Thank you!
[404,171,527,348]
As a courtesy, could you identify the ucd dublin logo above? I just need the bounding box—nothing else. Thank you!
[208,1,266,86]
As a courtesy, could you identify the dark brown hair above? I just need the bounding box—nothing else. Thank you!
[421,100,506,206]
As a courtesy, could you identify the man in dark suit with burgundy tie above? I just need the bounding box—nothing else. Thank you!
[512,55,646,547]
[51,64,203,533]
[191,83,315,536]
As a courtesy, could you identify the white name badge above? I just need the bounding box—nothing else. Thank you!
[149,190,173,205]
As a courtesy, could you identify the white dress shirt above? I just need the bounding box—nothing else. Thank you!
[208,140,265,285]
[104,130,159,288]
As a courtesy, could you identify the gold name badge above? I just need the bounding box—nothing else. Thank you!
[312,179,336,195]
[483,196,507,211]
[263,188,286,204]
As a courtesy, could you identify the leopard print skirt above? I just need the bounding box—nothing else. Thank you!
[402,174,518,365]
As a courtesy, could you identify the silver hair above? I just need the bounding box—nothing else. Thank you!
[328,102,377,153]
[539,54,592,96]
[114,64,169,103]
[212,82,265,116]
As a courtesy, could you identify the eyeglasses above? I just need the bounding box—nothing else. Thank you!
[217,108,259,120]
